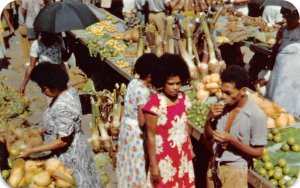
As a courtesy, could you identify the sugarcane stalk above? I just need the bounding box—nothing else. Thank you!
[200,14,220,73]
[166,16,175,54]
[137,26,144,58]
[90,96,102,152]
[183,17,193,56]
[175,24,199,81]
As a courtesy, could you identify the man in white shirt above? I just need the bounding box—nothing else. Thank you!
[21,0,44,45]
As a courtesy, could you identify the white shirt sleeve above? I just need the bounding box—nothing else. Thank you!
[30,40,39,58]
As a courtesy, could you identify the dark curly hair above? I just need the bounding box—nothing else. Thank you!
[151,53,190,88]
[221,65,249,89]
[30,62,69,90]
[134,53,159,79]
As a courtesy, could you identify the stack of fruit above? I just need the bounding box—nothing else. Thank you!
[185,89,213,129]
[254,127,300,187]
[249,92,296,128]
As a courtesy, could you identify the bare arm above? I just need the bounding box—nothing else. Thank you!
[232,0,249,4]
[213,130,264,158]
[144,112,160,184]
[204,103,224,140]
[137,105,145,127]
[19,57,38,95]
[18,135,70,158]
[187,124,195,158]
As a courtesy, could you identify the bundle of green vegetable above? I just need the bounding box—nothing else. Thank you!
[0,82,30,131]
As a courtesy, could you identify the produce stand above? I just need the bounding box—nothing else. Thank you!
[67,4,274,83]
[67,4,135,82]
[66,4,289,188]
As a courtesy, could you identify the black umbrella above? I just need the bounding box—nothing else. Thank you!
[33,0,99,33]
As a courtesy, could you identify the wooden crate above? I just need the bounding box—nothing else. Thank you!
[248,169,274,188]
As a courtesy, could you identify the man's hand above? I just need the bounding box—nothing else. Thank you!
[208,103,225,119]
[213,130,234,143]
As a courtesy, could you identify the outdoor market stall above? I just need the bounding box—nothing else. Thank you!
[1,1,299,188]
[65,3,300,188]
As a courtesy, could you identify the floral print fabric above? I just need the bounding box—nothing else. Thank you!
[30,37,65,65]
[116,79,152,188]
[43,87,102,188]
[142,92,195,188]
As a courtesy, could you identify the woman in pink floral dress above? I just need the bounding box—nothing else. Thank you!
[143,54,195,188]
[116,53,158,188]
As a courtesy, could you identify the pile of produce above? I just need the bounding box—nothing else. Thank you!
[254,127,300,187]
[0,81,31,130]
[249,92,295,129]
[86,82,126,163]
[85,13,134,70]
[0,127,43,157]
[82,81,127,186]
[2,157,76,188]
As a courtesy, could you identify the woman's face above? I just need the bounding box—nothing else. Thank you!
[163,76,182,98]
[41,86,57,98]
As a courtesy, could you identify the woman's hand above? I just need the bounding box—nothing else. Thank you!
[19,85,25,96]
[17,149,31,159]
[150,165,161,185]
[191,149,196,159]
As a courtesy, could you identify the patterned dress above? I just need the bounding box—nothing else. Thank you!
[30,37,65,65]
[43,87,102,188]
[116,79,152,188]
[142,92,195,188]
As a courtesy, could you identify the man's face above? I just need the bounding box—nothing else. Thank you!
[221,82,243,107]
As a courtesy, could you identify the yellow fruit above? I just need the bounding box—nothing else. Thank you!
[258,168,267,177]
[264,161,274,171]
[292,144,300,152]
[262,155,270,162]
[269,179,278,187]
[287,137,296,146]
[267,132,273,141]
[282,166,291,175]
[278,159,287,167]
[273,134,282,143]
[1,170,10,179]
[273,171,283,180]
[271,128,280,135]
[281,143,290,152]
[8,148,20,156]
[278,178,286,187]
[263,148,269,155]
[275,113,288,127]
[267,169,274,177]
[286,179,295,186]
[274,166,283,172]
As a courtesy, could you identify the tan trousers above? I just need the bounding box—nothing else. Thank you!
[207,165,248,188]
[18,25,30,60]
[148,12,166,40]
